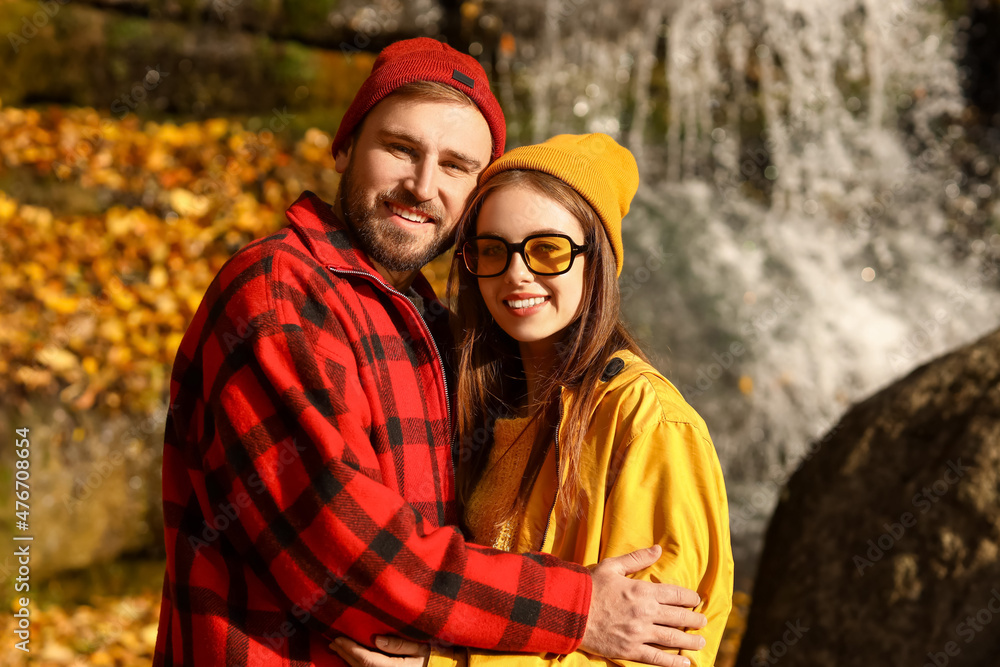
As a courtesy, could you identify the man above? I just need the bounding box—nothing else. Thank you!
[154,38,706,667]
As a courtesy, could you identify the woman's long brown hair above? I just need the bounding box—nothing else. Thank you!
[449,169,648,530]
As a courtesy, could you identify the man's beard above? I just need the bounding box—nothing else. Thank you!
[338,156,453,273]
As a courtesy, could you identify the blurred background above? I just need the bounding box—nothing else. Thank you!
[1,0,998,664]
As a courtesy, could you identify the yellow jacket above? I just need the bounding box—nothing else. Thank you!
[430,351,734,667]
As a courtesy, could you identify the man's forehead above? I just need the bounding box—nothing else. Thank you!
[367,96,492,157]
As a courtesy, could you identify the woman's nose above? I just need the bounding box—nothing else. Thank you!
[504,250,533,284]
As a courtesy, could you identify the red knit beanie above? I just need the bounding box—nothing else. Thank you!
[331,37,506,160]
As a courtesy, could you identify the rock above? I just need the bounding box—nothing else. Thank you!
[69,0,451,48]
[737,327,1000,666]
[0,0,376,125]
[0,399,165,585]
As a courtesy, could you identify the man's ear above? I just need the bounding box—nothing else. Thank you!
[334,142,352,174]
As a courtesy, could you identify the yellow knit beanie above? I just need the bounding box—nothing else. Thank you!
[477,133,639,276]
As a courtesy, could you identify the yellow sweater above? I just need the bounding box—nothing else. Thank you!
[432,351,734,667]
[464,415,554,552]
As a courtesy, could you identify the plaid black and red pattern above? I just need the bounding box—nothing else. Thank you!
[153,191,592,666]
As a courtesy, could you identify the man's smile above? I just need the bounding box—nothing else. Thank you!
[385,201,435,225]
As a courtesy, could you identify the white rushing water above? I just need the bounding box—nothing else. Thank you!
[486,0,1000,559]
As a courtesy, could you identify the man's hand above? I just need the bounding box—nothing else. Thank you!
[331,636,429,667]
[580,545,707,667]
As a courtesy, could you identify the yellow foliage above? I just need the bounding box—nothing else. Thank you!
[105,207,136,237]
[165,331,184,353]
[0,192,17,220]
[0,104,339,416]
[15,366,53,389]
[99,319,126,344]
[110,289,139,312]
[148,265,168,290]
[108,345,133,367]
[151,122,189,146]
[169,188,211,217]
[0,588,162,666]
[83,356,99,375]
[204,118,230,139]
[90,650,115,666]
[36,346,80,373]
[44,294,81,315]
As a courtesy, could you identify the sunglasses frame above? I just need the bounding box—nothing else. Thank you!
[459,233,590,278]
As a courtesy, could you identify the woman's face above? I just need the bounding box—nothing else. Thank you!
[474,185,587,356]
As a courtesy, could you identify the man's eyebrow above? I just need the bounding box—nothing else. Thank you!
[442,149,483,172]
[377,129,483,171]
[377,128,423,147]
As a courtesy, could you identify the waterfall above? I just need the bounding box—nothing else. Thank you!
[484,0,1000,562]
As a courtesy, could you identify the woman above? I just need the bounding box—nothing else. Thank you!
[333,134,734,666]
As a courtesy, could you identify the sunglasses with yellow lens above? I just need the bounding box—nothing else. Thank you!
[460,233,589,278]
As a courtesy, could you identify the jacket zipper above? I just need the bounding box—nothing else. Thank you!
[327,266,455,484]
[539,390,564,553]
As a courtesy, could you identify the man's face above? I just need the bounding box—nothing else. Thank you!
[335,95,493,274]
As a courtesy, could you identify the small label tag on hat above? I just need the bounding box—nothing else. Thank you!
[452,69,475,89]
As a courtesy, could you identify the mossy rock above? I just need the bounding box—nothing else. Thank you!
[0,400,164,590]
[0,1,374,122]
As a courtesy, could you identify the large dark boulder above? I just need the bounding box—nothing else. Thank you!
[737,327,1000,667]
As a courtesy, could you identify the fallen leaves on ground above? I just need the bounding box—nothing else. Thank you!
[0,103,344,418]
[0,590,161,666]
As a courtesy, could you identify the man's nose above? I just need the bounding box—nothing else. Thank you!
[405,158,438,202]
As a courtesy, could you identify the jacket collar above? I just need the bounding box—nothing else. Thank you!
[284,190,441,303]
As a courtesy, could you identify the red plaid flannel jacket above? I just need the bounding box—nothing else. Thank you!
[153,191,592,665]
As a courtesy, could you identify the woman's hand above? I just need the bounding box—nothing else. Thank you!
[330,635,430,667]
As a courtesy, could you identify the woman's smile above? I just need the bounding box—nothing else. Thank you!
[502,293,551,315]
